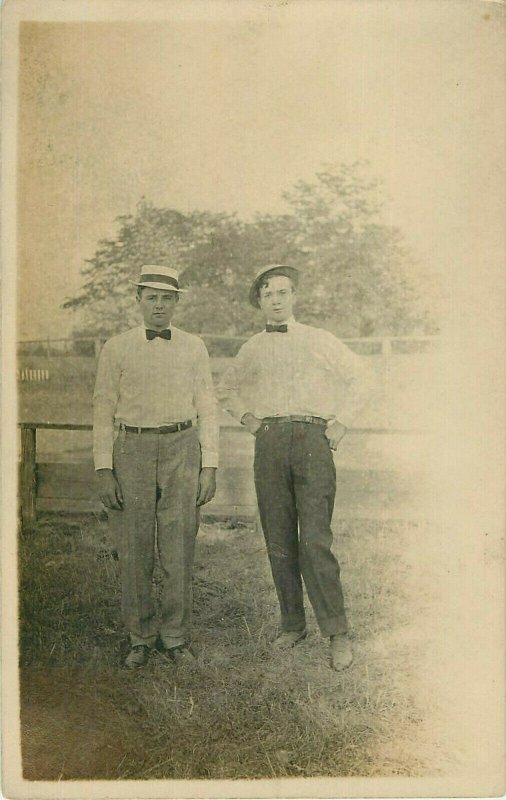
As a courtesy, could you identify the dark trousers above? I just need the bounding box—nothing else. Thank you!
[254,421,348,637]
[108,428,201,648]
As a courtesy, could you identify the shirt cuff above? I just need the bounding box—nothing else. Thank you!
[94,455,113,470]
[201,449,219,469]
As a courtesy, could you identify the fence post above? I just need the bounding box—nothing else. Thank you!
[20,426,37,528]
[382,338,392,428]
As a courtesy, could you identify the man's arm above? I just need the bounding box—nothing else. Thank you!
[239,412,263,435]
[194,341,219,505]
[96,468,124,510]
[196,467,217,507]
[325,419,348,451]
[93,339,123,509]
[325,334,376,433]
[217,341,262,433]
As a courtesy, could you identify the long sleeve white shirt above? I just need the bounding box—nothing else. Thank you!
[93,325,219,470]
[218,318,374,428]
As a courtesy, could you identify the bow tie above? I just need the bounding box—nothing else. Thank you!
[266,324,288,333]
[146,328,172,341]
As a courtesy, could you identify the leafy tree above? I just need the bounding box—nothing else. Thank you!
[279,163,436,336]
[63,163,438,341]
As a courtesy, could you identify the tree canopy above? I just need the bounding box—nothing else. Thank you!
[64,163,438,340]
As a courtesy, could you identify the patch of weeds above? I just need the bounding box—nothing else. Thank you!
[19,516,439,779]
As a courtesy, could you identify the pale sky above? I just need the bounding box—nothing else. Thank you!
[12,0,505,339]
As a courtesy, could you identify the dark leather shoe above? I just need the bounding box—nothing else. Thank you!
[272,630,307,650]
[330,633,353,671]
[125,644,150,669]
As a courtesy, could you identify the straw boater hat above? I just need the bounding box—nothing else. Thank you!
[249,264,299,308]
[131,265,188,292]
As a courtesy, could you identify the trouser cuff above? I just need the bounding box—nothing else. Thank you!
[130,633,157,648]
[280,614,306,633]
[160,636,188,650]
[318,614,348,637]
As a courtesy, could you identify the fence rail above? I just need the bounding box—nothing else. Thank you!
[18,421,425,529]
[17,334,440,359]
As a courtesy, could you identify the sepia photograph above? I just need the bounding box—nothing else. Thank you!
[2,0,505,797]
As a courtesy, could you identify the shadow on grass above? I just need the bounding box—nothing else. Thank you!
[19,514,431,780]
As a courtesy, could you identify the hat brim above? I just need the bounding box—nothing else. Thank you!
[129,280,187,292]
[249,266,299,308]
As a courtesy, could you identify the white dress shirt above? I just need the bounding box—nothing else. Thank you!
[218,317,374,427]
[93,325,219,470]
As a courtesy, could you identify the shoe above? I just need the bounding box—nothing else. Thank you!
[272,630,307,650]
[125,644,150,669]
[330,633,353,671]
[164,644,197,666]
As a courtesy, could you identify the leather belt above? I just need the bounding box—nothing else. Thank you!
[262,415,328,426]
[123,420,193,434]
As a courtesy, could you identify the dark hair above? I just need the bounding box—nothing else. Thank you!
[257,272,296,300]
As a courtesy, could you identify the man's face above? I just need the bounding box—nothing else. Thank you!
[258,275,295,322]
[137,288,179,330]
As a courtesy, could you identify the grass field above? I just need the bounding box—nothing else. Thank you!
[14,345,501,787]
[16,349,465,781]
[18,512,461,781]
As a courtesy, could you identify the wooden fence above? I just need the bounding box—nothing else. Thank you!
[17,369,50,382]
[17,334,439,359]
[18,422,427,529]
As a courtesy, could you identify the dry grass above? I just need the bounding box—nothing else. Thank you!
[19,513,451,781]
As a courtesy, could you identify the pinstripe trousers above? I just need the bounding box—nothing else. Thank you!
[108,428,201,648]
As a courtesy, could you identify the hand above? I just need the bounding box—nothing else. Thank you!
[96,469,124,510]
[325,420,347,451]
[241,412,262,436]
[197,467,217,506]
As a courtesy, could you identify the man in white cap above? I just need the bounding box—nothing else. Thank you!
[219,265,373,671]
[93,266,219,668]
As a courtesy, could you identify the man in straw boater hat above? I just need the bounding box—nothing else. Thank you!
[219,265,374,670]
[93,265,219,668]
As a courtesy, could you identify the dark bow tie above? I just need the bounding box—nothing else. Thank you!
[146,328,172,341]
[266,324,288,333]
